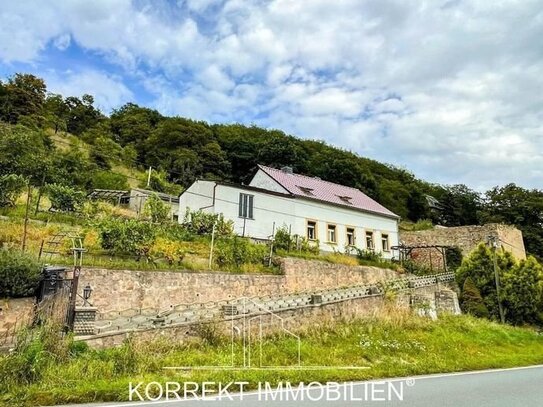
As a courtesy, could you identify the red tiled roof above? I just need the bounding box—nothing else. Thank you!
[257,165,399,219]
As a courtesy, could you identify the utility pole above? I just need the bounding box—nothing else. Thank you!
[488,235,505,324]
[146,166,152,187]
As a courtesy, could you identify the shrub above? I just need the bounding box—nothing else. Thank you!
[445,246,463,271]
[402,258,433,275]
[182,208,233,236]
[90,170,129,191]
[273,225,293,252]
[81,200,114,220]
[149,238,186,265]
[96,217,156,257]
[214,237,268,269]
[456,243,502,319]
[45,183,86,212]
[143,193,170,224]
[502,256,543,325]
[461,277,490,318]
[0,248,41,298]
[356,248,382,262]
[0,174,26,207]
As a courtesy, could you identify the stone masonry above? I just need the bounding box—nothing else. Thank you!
[77,258,399,312]
[400,223,526,271]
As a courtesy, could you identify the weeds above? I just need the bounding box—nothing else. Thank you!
[1,312,542,406]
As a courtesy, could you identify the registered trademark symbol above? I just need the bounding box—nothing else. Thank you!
[406,378,416,387]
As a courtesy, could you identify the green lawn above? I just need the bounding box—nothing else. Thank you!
[1,311,543,406]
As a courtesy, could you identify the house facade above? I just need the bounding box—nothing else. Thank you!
[178,165,400,258]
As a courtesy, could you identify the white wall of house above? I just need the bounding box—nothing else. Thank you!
[249,169,290,193]
[179,180,399,259]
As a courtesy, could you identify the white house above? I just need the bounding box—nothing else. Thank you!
[178,165,400,258]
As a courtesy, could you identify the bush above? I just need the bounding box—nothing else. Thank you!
[356,248,382,262]
[214,237,268,269]
[445,246,463,271]
[143,193,170,224]
[45,183,86,212]
[90,170,129,191]
[502,256,543,325]
[0,174,26,207]
[0,248,41,298]
[96,217,156,257]
[457,243,543,324]
[461,277,490,318]
[273,225,293,251]
[182,208,233,236]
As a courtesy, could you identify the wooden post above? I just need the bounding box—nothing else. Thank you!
[21,183,31,252]
[208,221,216,269]
[268,222,275,267]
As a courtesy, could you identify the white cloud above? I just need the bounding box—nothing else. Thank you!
[1,0,542,189]
[45,70,133,113]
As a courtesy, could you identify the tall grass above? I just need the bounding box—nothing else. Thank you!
[1,311,542,406]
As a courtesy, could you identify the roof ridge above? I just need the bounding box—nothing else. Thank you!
[259,164,363,195]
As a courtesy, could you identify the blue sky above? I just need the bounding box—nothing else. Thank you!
[1,0,542,190]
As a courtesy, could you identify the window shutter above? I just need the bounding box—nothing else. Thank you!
[238,193,243,217]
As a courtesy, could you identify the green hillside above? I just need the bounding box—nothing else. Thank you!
[1,73,543,258]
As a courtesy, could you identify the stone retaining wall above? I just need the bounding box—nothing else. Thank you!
[77,258,399,313]
[80,284,459,349]
[0,297,35,348]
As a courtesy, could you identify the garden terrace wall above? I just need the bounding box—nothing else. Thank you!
[0,297,35,349]
[77,258,399,313]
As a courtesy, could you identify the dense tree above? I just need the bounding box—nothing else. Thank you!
[502,257,543,325]
[110,103,163,152]
[482,184,543,260]
[44,93,69,134]
[0,73,46,124]
[65,94,103,135]
[461,277,490,318]
[456,243,505,320]
[0,122,51,185]
[436,184,482,226]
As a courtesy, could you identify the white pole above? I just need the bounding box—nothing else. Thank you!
[147,166,152,187]
[209,221,217,269]
[269,222,275,267]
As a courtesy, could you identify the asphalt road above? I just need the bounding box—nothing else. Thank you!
[60,365,543,407]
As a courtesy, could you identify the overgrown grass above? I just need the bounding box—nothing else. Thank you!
[2,311,542,406]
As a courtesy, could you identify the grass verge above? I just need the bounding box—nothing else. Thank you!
[1,310,543,406]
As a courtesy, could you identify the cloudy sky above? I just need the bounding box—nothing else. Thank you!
[1,0,542,190]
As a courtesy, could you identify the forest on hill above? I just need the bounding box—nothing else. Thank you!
[1,73,543,258]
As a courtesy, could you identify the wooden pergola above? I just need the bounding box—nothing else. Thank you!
[392,243,452,272]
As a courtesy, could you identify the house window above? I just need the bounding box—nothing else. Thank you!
[327,224,337,243]
[381,234,390,251]
[238,193,254,219]
[307,220,317,240]
[365,231,374,250]
[346,227,355,246]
